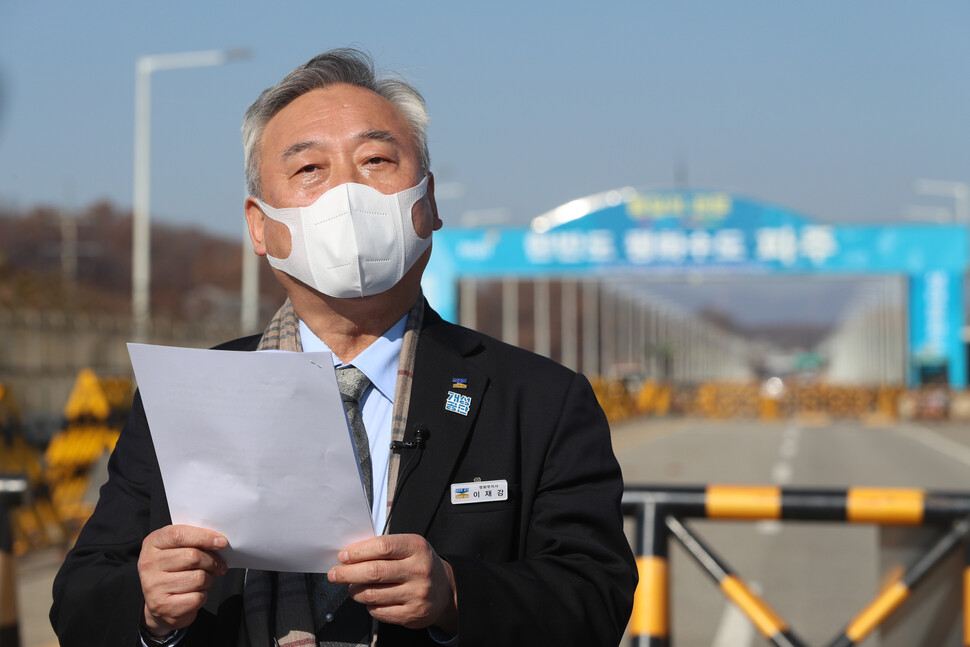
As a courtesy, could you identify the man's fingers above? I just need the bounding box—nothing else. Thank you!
[140,559,219,635]
[138,526,230,635]
[147,525,228,551]
[347,585,439,630]
[347,582,398,606]
[339,534,424,564]
[329,533,457,632]
[139,525,229,579]
[140,544,228,577]
[165,547,227,575]
[156,567,218,594]
[331,558,403,585]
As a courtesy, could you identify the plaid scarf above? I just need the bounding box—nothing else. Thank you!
[241,297,425,647]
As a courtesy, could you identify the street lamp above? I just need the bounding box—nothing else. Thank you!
[132,48,249,342]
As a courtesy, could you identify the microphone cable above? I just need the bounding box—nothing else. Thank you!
[381,425,429,536]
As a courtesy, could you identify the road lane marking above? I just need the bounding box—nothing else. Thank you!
[760,464,790,532]
[895,424,970,469]
[771,461,793,484]
[778,426,799,459]
[756,519,783,534]
[760,425,799,535]
[779,439,798,459]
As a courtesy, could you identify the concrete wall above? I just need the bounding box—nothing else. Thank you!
[0,308,238,440]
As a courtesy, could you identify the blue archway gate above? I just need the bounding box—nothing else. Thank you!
[422,190,968,388]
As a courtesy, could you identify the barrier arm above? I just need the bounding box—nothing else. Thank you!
[826,516,970,647]
[623,485,970,647]
[665,515,807,647]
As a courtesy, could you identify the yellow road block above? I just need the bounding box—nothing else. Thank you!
[63,368,111,421]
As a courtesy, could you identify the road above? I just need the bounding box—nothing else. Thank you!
[15,417,970,646]
[613,418,970,646]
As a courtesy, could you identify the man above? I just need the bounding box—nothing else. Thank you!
[51,48,637,646]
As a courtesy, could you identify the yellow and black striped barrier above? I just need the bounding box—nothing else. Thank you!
[42,369,128,541]
[666,515,804,646]
[622,485,970,647]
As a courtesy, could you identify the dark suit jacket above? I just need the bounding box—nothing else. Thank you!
[50,306,637,646]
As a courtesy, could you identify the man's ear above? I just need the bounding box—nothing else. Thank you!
[428,172,442,231]
[244,198,268,257]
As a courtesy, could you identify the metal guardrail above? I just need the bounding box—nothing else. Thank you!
[623,484,970,647]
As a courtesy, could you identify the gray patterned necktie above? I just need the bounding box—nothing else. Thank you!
[308,365,374,645]
[336,366,373,506]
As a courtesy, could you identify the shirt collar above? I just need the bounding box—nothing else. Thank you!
[298,315,407,401]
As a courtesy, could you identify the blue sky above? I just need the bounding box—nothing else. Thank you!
[1,1,967,241]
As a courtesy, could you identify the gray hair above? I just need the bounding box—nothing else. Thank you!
[242,48,430,199]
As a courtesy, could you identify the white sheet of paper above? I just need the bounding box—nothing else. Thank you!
[127,342,375,573]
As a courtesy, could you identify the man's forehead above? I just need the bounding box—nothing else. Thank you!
[263,85,414,152]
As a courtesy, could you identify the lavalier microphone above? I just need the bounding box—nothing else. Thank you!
[390,425,430,451]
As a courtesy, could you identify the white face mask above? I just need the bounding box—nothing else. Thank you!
[255,177,432,298]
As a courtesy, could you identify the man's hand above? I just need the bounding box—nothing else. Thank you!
[137,525,228,637]
[329,534,458,635]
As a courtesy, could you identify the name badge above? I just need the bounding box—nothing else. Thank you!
[451,479,508,505]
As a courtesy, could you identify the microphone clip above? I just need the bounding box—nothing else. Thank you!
[390,426,429,451]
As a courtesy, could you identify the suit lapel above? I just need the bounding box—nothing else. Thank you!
[389,312,488,536]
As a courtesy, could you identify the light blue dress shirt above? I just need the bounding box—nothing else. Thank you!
[299,315,407,534]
